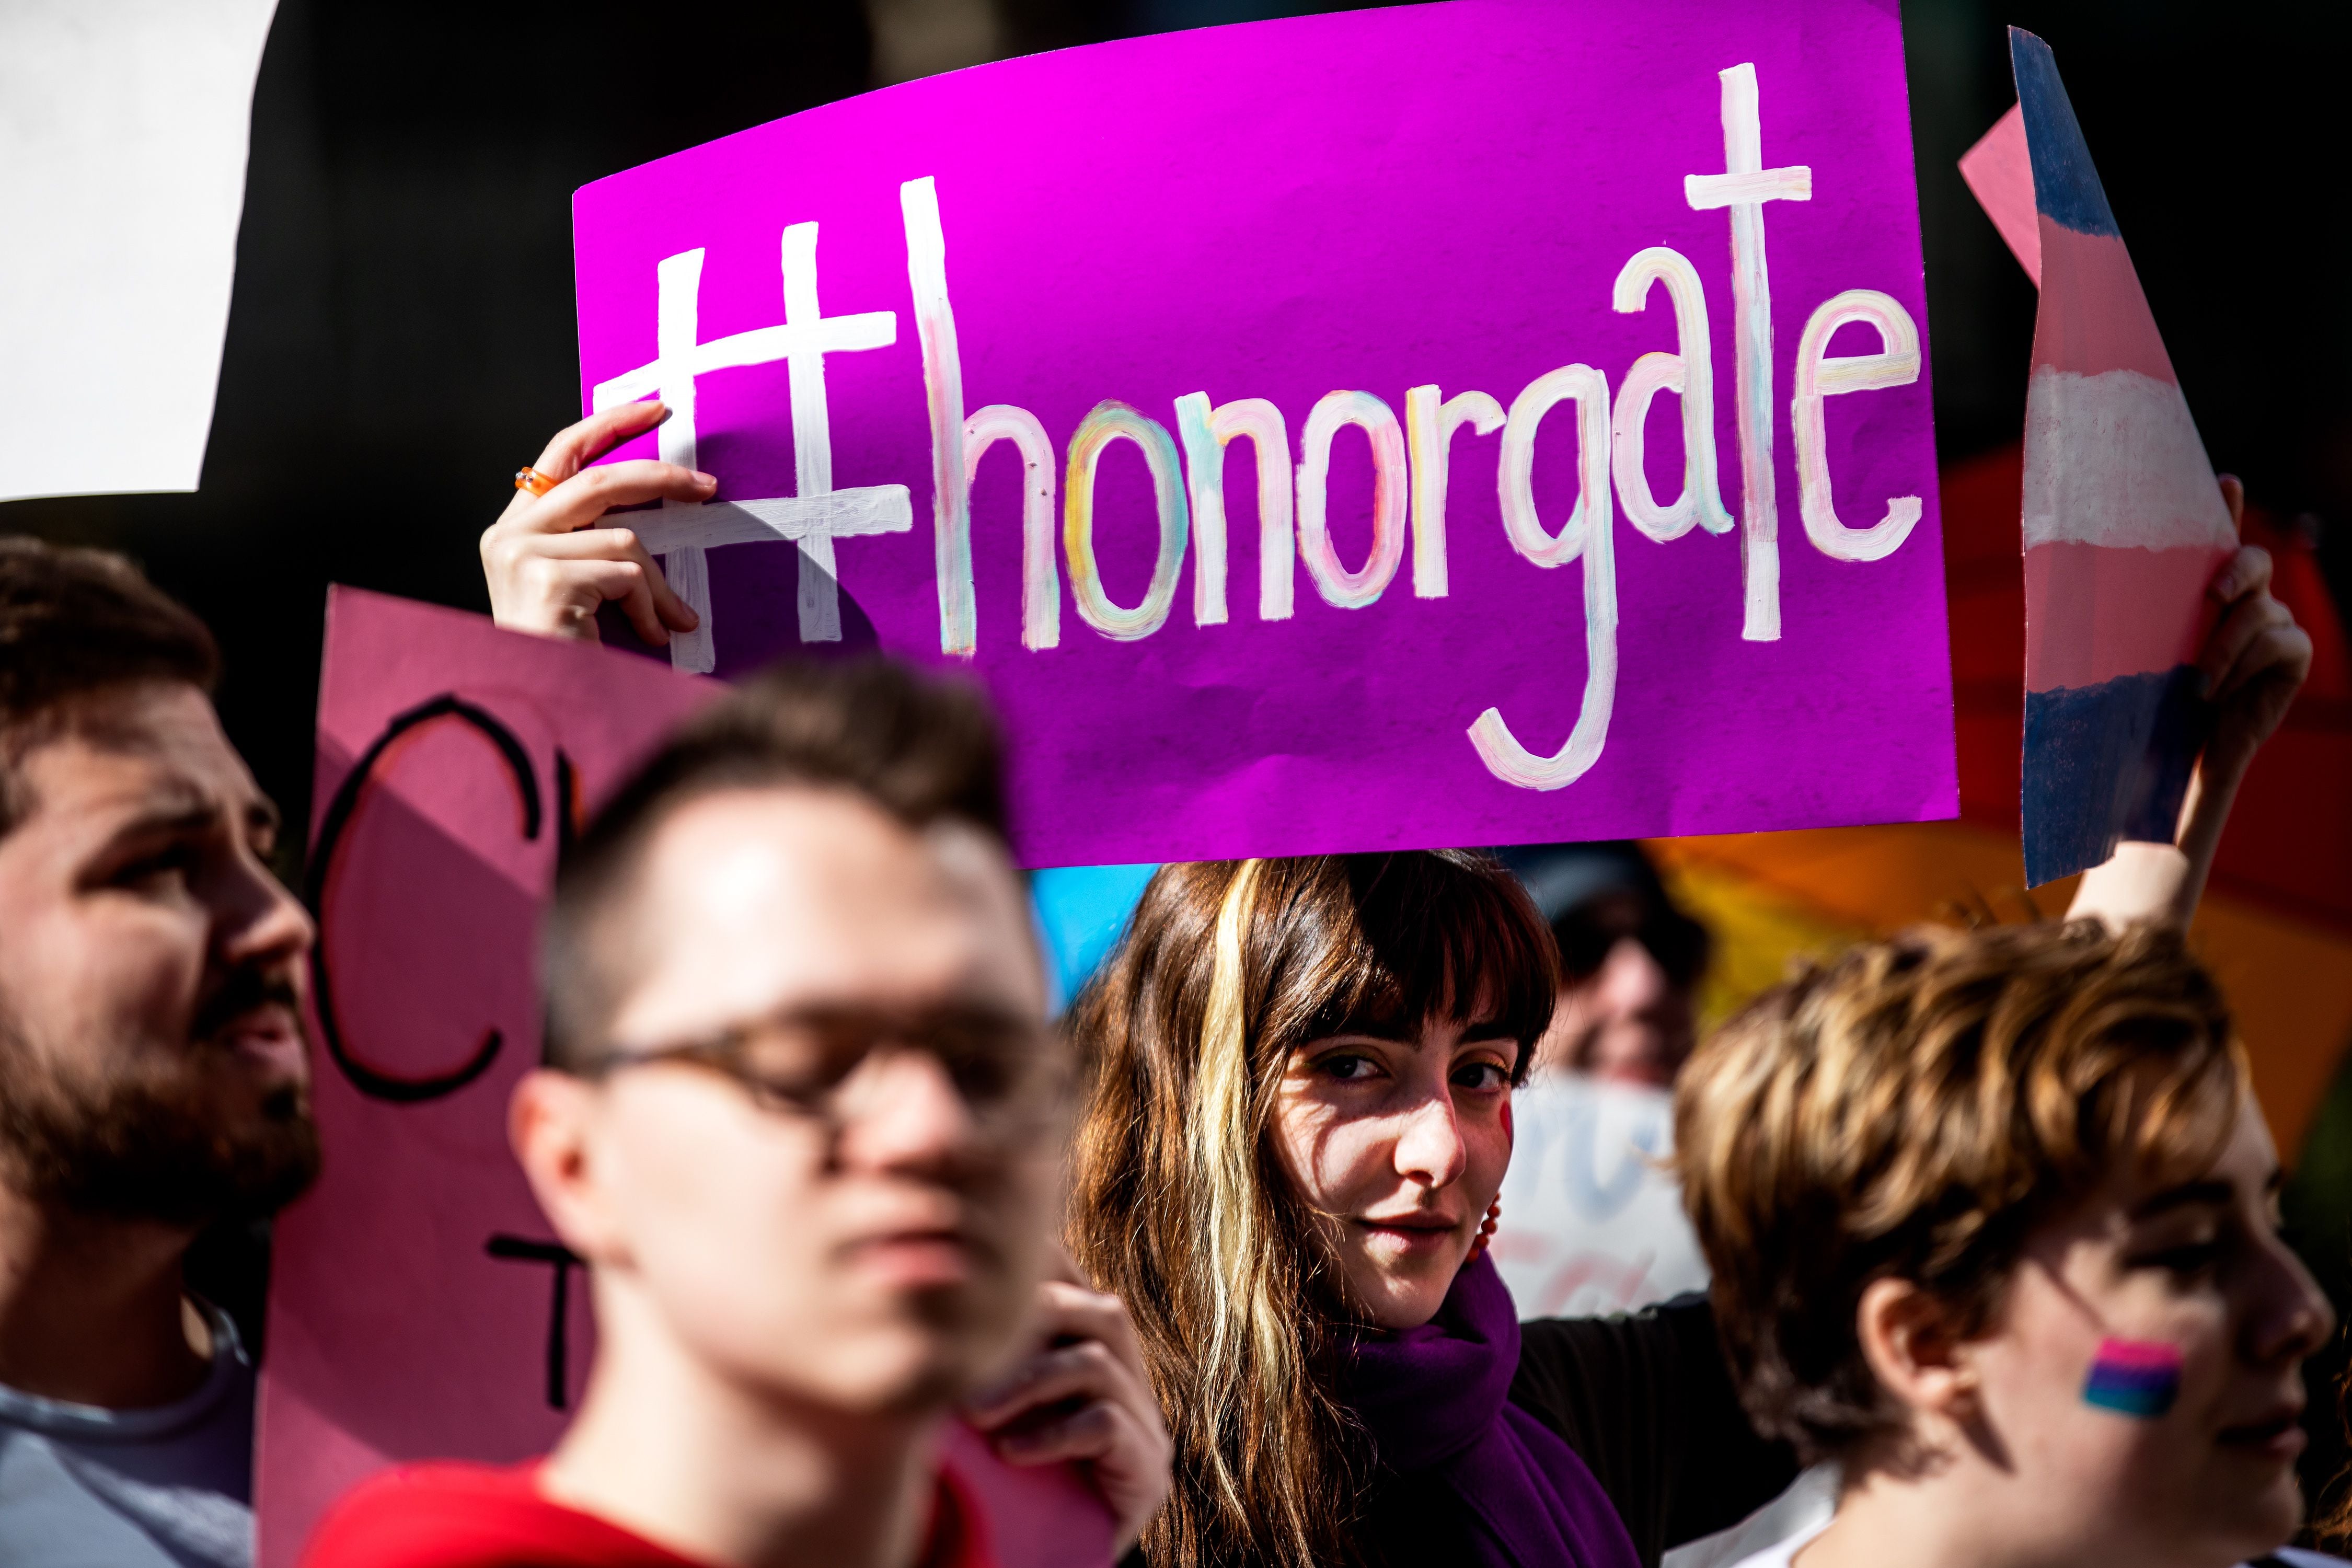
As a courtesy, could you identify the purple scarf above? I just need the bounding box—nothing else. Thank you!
[1343,1255,1642,1568]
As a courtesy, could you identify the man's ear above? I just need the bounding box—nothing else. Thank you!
[1855,1276,1979,1424]
[509,1068,628,1266]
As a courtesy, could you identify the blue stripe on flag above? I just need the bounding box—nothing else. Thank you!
[2023,665,2206,885]
[2010,28,2121,239]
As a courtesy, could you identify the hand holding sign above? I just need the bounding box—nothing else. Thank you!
[2197,523,2313,782]
[479,400,711,648]
[967,1261,1173,1557]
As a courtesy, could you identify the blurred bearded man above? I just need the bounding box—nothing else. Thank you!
[0,538,320,1567]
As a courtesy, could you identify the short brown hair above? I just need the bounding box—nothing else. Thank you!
[0,536,220,835]
[540,655,1009,1072]
[1066,852,1557,1568]
[1674,920,2242,1465]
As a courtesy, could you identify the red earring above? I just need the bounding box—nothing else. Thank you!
[1467,1197,1502,1261]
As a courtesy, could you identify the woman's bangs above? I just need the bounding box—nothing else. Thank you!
[1307,854,1557,1062]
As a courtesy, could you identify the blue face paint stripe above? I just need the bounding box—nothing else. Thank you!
[2084,1381,2176,1417]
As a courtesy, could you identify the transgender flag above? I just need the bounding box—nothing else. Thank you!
[2011,29,2235,885]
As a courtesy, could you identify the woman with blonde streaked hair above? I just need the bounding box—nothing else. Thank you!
[1064,852,1796,1568]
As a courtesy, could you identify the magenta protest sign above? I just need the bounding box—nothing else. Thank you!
[256,589,1112,1567]
[570,0,1955,867]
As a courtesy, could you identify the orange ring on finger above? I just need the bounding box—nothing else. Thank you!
[514,466,558,498]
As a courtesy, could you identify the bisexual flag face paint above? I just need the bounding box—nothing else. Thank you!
[2082,1339,2183,1418]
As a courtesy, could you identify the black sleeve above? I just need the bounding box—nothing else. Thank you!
[1508,1293,1798,1568]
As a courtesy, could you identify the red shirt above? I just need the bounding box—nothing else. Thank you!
[299,1460,997,1568]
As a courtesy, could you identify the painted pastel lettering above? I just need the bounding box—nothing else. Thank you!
[2081,1338,2182,1418]
[1221,399,1296,622]
[1174,393,1294,626]
[964,404,1060,650]
[1472,361,1618,790]
[651,251,715,671]
[903,176,980,656]
[591,236,907,669]
[1609,246,1732,543]
[1172,394,1229,626]
[1064,401,1190,641]
[649,250,713,672]
[593,250,714,671]
[1686,61,1811,642]
[776,222,901,642]
[1498,364,1611,569]
[1793,288,1923,561]
[1296,390,1409,609]
[1610,352,1686,543]
[1404,385,1505,598]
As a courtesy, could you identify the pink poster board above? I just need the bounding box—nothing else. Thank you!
[571,0,1956,869]
[256,588,1111,1566]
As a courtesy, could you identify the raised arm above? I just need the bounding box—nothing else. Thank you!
[2066,476,2313,930]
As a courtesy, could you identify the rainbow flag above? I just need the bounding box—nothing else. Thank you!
[2011,29,2235,885]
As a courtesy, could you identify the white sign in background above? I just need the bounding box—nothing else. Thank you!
[0,0,276,502]
[1491,1074,1710,1319]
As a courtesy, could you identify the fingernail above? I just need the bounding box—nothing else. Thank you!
[2213,573,2236,599]
[679,606,701,630]
[693,470,716,487]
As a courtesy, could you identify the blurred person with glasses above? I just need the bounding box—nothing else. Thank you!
[300,657,1168,1568]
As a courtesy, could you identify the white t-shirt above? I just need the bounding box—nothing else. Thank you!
[1718,1517,2350,1568]
[0,1305,255,1568]
[1666,1467,1837,1568]
[1720,1517,1827,1568]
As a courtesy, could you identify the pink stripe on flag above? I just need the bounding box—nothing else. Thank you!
[1959,104,2039,285]
[2033,225,2177,383]
[2025,541,2228,691]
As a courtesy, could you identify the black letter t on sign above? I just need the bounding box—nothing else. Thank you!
[485,1235,582,1410]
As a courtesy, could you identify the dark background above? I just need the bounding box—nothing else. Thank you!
[15,0,2352,1530]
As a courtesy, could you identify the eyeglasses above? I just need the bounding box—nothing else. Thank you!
[587,1001,1063,1135]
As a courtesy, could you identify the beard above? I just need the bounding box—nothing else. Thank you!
[0,979,322,1226]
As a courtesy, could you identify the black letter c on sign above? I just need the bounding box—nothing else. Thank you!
[306,694,541,1103]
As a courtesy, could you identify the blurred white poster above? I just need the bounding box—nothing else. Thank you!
[1493,1074,1709,1319]
[0,0,277,502]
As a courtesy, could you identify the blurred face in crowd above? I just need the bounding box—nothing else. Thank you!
[0,681,319,1223]
[518,786,1061,1414]
[1271,1012,1516,1329]
[1534,890,1697,1089]
[1892,1101,2330,1566]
